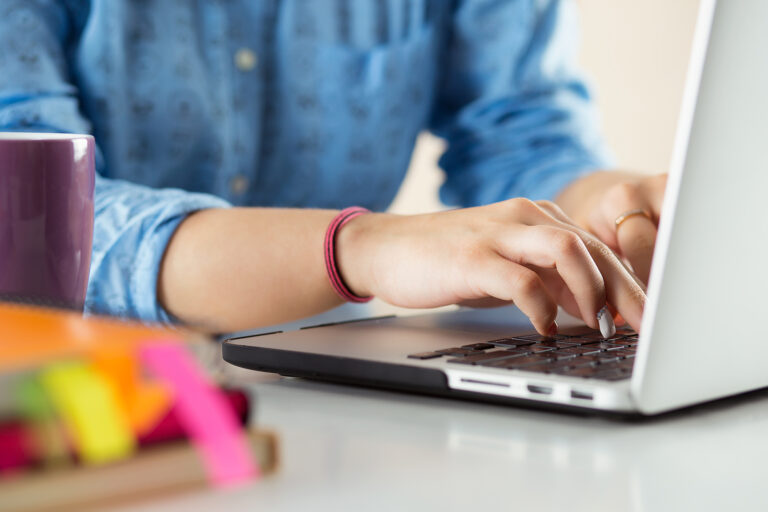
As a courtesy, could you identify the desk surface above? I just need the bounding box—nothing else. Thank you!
[114,365,768,512]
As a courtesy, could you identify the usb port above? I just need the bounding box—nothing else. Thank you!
[527,384,553,395]
[570,389,594,400]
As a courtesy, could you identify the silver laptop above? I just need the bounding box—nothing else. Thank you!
[223,0,768,415]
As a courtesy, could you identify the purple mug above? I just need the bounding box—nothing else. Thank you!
[0,133,95,310]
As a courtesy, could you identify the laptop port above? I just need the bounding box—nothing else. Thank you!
[459,378,510,388]
[526,384,553,395]
[570,389,594,400]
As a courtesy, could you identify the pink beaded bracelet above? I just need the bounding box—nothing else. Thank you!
[324,207,373,303]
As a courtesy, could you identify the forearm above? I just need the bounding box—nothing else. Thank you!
[156,200,648,336]
[158,207,352,332]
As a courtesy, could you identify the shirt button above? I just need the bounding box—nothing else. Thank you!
[234,47,258,71]
[230,174,249,195]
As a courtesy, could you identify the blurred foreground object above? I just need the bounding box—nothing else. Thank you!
[0,302,278,512]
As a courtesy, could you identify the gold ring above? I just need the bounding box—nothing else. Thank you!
[614,208,651,230]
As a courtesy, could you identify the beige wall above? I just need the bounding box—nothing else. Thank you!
[579,0,700,174]
[388,0,700,215]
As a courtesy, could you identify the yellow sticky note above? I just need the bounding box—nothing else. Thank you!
[40,361,136,465]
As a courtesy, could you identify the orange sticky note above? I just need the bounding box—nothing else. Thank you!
[0,303,187,373]
[91,348,171,435]
[40,361,136,464]
[127,382,172,435]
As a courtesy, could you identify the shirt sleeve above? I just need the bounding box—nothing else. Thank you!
[0,1,230,322]
[431,0,614,207]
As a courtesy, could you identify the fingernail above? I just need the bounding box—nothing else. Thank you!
[597,306,616,339]
[548,322,559,336]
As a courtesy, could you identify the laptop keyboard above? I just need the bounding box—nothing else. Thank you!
[407,326,638,381]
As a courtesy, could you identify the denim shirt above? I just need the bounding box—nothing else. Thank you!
[0,0,611,322]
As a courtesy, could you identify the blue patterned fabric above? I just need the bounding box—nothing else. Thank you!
[0,0,611,322]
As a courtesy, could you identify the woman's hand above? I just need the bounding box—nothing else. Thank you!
[337,198,646,335]
[556,171,667,285]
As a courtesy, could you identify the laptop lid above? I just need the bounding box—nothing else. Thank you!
[632,0,768,413]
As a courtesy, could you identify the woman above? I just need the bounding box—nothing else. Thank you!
[0,0,663,335]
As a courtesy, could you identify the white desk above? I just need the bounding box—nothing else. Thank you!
[115,367,768,512]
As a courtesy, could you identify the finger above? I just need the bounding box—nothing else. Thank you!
[533,200,576,227]
[592,183,652,255]
[472,256,558,335]
[538,199,646,292]
[535,267,586,320]
[532,201,646,331]
[495,224,606,330]
[589,206,620,251]
[581,237,646,332]
[536,199,620,251]
[639,173,668,219]
[536,200,620,253]
[510,200,646,332]
[616,214,657,284]
[617,174,667,284]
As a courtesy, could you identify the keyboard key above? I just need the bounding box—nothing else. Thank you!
[528,344,556,353]
[558,337,602,346]
[487,338,536,348]
[556,365,601,378]
[592,368,632,381]
[508,333,568,342]
[511,363,551,373]
[594,358,636,376]
[517,360,576,374]
[534,341,581,349]
[500,348,533,356]
[611,349,637,358]
[559,328,625,342]
[556,347,601,357]
[550,351,580,361]
[567,355,603,366]
[436,348,476,357]
[408,352,442,360]
[548,365,581,375]
[446,350,525,365]
[542,360,582,372]
[596,343,627,351]
[557,326,603,338]
[460,343,495,351]
[595,353,621,363]
[482,354,555,369]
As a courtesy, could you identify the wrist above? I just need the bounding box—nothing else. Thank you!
[334,211,389,299]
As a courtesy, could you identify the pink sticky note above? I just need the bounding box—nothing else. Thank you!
[139,341,259,486]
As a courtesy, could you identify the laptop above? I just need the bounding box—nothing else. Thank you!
[223,0,768,415]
